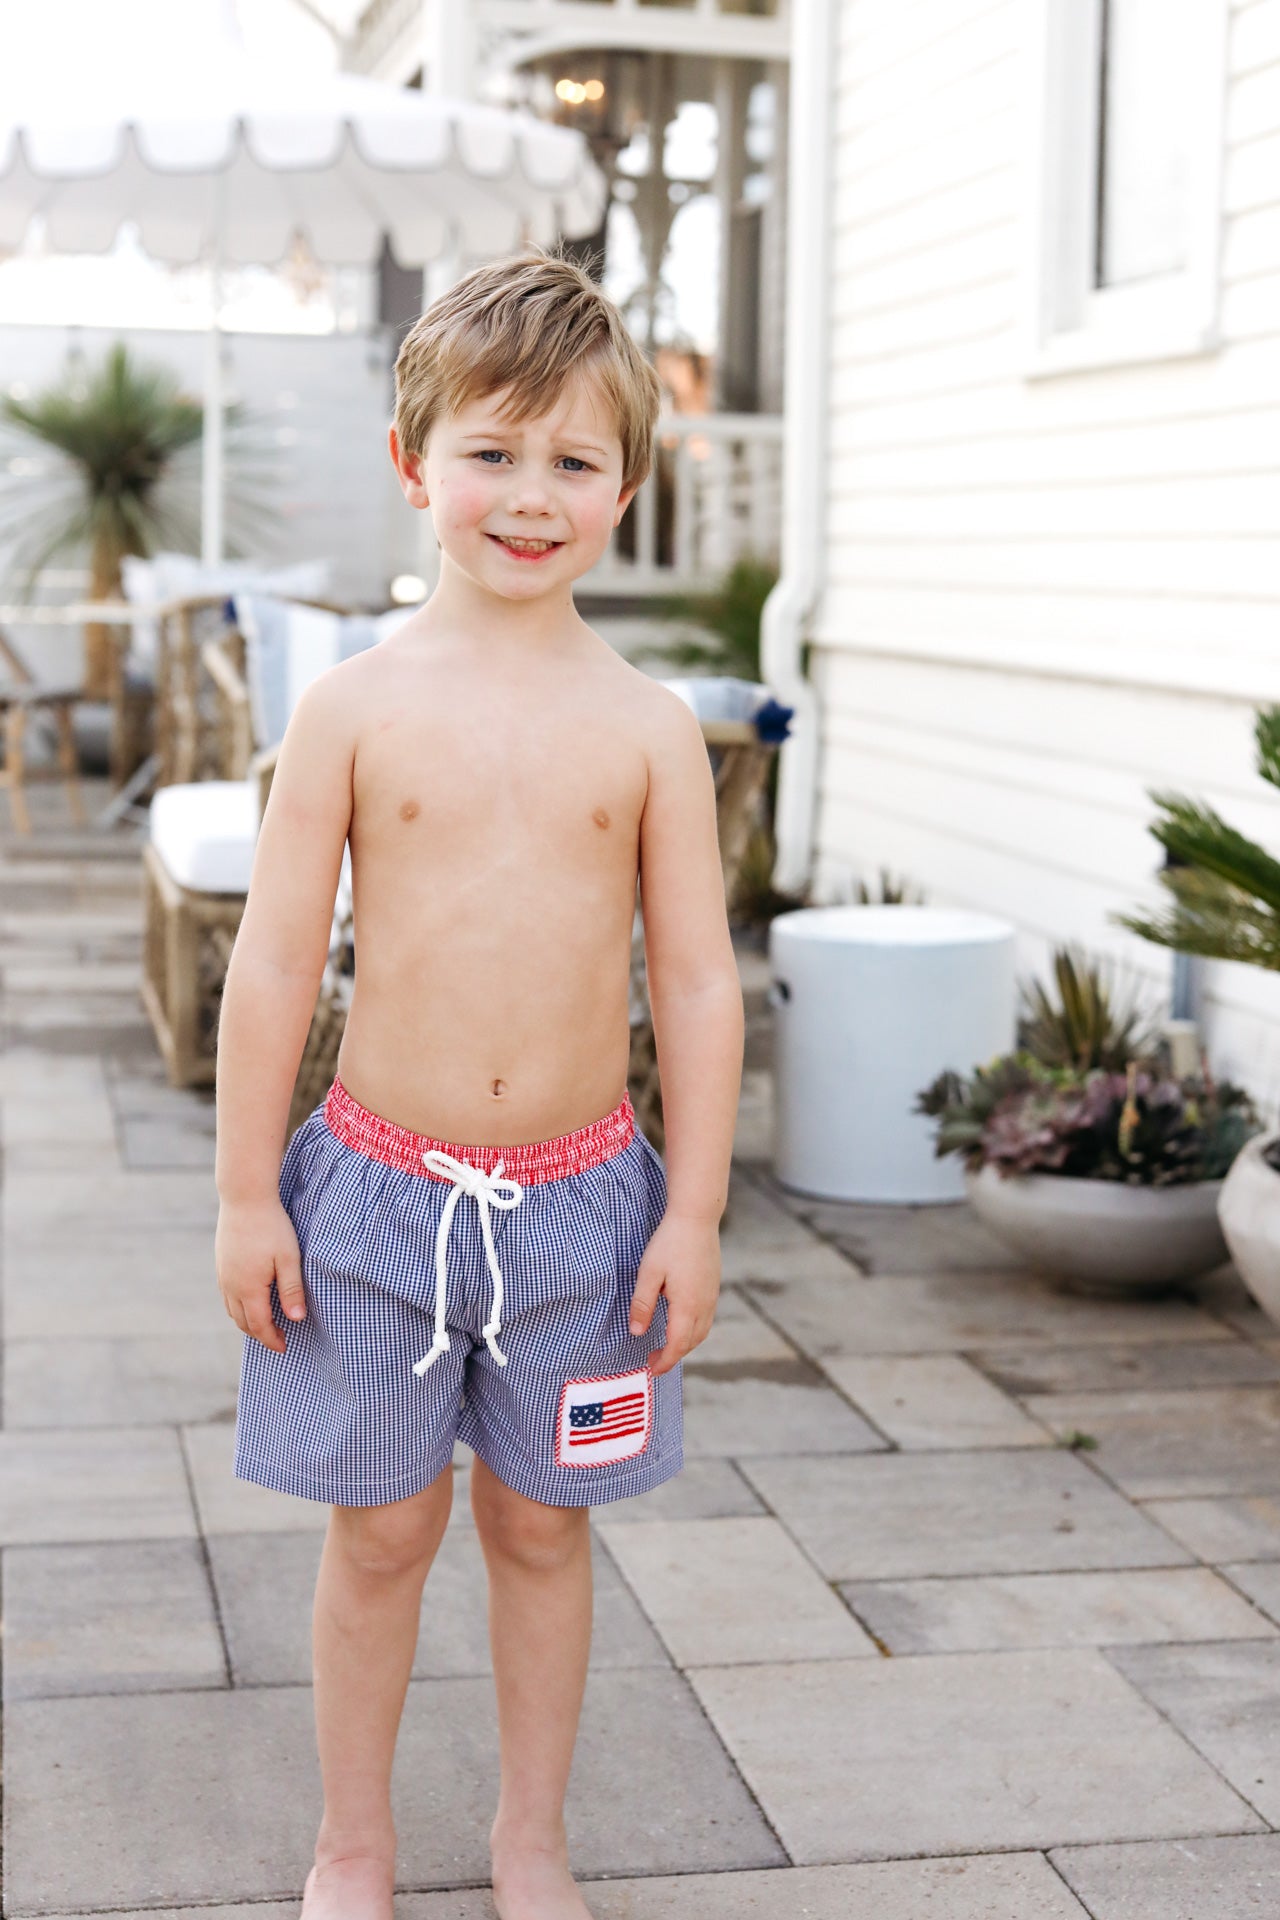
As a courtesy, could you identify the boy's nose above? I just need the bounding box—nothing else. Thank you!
[506,487,555,513]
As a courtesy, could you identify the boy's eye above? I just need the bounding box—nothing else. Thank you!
[472,450,593,472]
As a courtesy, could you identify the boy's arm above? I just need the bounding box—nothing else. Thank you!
[629,694,745,1374]
[214,671,355,1352]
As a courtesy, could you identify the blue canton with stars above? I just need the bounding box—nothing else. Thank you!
[570,1402,605,1429]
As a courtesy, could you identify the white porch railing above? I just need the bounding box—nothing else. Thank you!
[584,411,783,597]
[347,0,789,77]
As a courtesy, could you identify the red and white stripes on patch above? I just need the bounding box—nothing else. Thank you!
[555,1367,654,1469]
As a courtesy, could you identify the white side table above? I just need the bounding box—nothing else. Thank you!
[769,905,1017,1203]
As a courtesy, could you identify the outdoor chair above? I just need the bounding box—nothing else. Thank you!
[141,781,257,1083]
[141,593,409,1090]
[0,625,86,835]
[121,554,335,792]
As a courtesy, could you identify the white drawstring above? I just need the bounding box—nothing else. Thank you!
[412,1150,524,1375]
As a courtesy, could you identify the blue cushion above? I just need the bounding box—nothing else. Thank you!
[233,595,392,750]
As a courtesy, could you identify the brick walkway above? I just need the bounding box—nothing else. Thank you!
[4,822,1280,1916]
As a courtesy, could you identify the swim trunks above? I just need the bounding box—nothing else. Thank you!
[233,1078,683,1508]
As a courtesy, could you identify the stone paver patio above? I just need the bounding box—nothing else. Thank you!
[5,817,1280,1916]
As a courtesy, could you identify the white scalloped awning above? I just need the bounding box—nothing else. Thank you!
[0,7,607,265]
[0,0,610,564]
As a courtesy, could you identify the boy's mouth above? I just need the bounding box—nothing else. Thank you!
[487,533,564,561]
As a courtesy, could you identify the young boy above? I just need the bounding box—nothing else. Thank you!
[214,247,744,1920]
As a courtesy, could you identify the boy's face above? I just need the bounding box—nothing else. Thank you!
[390,378,639,598]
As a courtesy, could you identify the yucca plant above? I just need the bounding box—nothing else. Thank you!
[0,344,211,696]
[1018,941,1161,1073]
[1111,706,1280,972]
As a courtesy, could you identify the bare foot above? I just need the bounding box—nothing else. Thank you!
[300,1855,395,1920]
[491,1833,594,1920]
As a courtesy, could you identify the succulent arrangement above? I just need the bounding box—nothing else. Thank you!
[917,1052,1258,1187]
[915,944,1262,1187]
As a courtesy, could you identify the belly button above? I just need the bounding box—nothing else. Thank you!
[491,1079,507,1098]
[592,807,610,829]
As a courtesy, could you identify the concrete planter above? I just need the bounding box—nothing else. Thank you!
[964,1164,1228,1296]
[1217,1132,1280,1326]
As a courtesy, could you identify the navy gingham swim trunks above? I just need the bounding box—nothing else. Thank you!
[233,1078,684,1509]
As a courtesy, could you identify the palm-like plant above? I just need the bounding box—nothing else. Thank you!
[0,343,204,696]
[1019,941,1161,1073]
[648,553,779,680]
[1111,707,1280,972]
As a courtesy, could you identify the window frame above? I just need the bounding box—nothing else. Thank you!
[1020,0,1230,381]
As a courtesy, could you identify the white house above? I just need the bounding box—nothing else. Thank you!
[772,0,1280,1118]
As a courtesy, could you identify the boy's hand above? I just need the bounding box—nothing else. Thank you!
[630,1213,720,1376]
[216,1198,306,1355]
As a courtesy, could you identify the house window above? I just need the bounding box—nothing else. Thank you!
[1096,0,1196,288]
[1023,0,1228,377]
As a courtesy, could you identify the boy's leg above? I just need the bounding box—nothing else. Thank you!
[305,1464,454,1920]
[470,1454,596,1920]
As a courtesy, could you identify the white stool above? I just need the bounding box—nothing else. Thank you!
[769,905,1017,1203]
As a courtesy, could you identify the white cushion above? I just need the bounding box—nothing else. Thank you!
[122,553,333,669]
[233,593,421,752]
[149,780,259,895]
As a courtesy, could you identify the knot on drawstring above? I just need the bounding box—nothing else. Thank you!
[412,1149,523,1376]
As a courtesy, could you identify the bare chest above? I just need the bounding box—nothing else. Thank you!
[350,706,648,888]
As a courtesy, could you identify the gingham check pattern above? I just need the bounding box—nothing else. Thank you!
[234,1088,683,1509]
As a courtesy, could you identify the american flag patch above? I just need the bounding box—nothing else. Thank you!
[555,1367,652,1469]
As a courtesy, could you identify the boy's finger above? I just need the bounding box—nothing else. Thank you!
[275,1249,307,1322]
[244,1296,286,1354]
[629,1267,664,1336]
[649,1314,694,1375]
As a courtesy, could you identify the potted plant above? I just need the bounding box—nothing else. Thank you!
[916,947,1261,1294]
[1111,706,1280,1319]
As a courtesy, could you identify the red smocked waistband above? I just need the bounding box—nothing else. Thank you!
[322,1077,636,1185]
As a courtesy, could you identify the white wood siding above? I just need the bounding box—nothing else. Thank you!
[813,0,1280,1118]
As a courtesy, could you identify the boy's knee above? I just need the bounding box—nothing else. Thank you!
[331,1475,451,1580]
[473,1478,587,1574]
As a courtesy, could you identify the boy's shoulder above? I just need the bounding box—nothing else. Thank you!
[281,641,383,740]
[578,626,709,746]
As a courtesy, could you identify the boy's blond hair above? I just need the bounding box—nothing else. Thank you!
[393,246,665,498]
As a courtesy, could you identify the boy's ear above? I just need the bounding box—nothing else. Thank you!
[389,424,430,509]
[613,480,640,526]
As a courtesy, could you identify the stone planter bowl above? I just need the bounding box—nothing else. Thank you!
[1218,1132,1280,1326]
[964,1164,1228,1296]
